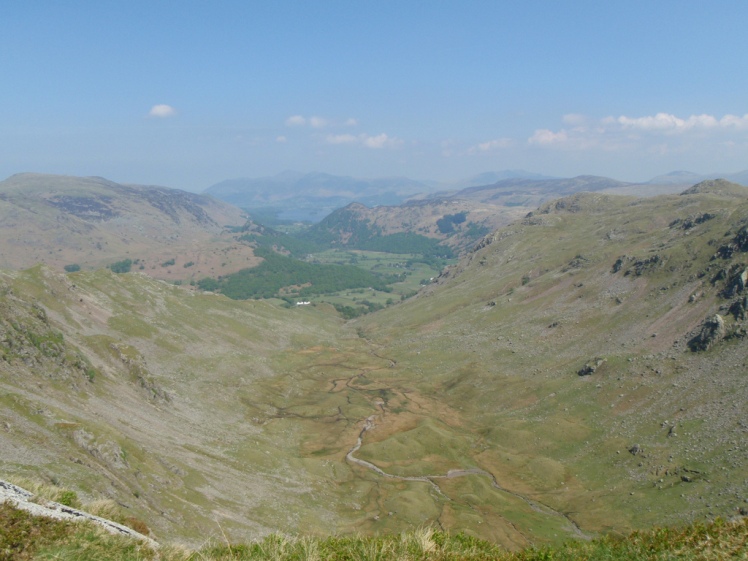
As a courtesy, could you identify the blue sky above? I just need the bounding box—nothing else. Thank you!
[2,1,747,191]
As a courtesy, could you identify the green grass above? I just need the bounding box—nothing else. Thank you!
[303,249,447,313]
[4,476,82,509]
[2,502,747,561]
[193,245,449,316]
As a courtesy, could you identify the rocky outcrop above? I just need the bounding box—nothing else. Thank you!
[578,357,606,376]
[109,343,169,402]
[0,479,156,545]
[688,314,727,351]
[729,296,748,321]
[669,212,717,230]
[0,297,96,382]
[721,266,748,298]
[611,254,664,276]
[712,226,748,260]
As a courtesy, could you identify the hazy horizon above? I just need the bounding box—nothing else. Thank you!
[3,2,747,192]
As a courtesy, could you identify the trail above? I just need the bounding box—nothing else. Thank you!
[346,415,590,540]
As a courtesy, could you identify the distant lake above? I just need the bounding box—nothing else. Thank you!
[276,207,335,223]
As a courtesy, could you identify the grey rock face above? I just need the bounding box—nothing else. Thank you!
[689,314,726,351]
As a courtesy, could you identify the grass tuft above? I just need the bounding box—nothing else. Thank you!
[5,476,82,509]
[2,505,747,561]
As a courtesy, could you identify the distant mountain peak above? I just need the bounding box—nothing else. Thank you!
[462,170,556,188]
[680,178,748,197]
[648,170,748,187]
[647,170,704,185]
[203,172,433,219]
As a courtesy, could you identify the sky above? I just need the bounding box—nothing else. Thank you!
[2,1,748,192]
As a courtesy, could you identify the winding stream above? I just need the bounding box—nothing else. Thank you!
[346,415,590,540]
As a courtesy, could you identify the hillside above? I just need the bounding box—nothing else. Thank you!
[304,199,523,253]
[0,265,360,543]
[356,180,748,537]
[1,179,748,549]
[298,175,667,253]
[448,174,632,206]
[0,173,257,281]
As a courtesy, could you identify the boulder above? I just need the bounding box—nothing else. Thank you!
[688,314,726,351]
[578,357,606,376]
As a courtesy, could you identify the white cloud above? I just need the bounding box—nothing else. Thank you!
[469,138,513,153]
[286,115,360,129]
[362,133,392,149]
[612,112,748,133]
[562,113,587,126]
[285,115,307,127]
[149,104,176,118]
[521,110,748,163]
[309,116,328,128]
[326,133,358,145]
[528,129,568,145]
[617,113,689,131]
[324,132,402,149]
[719,114,748,128]
[276,136,287,143]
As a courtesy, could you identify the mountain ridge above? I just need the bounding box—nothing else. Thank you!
[0,173,258,281]
[203,169,748,228]
[203,171,431,217]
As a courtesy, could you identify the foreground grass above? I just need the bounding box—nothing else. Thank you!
[3,477,151,537]
[1,502,746,561]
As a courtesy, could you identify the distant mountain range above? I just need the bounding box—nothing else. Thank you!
[441,174,630,207]
[204,169,748,223]
[303,175,651,252]
[448,169,558,188]
[203,172,432,222]
[646,169,748,186]
[202,170,566,223]
[3,168,746,280]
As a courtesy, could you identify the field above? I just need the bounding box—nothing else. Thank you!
[307,249,448,310]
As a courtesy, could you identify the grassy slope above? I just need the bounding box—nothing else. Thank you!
[305,199,524,252]
[356,188,748,537]
[2,501,747,560]
[2,184,748,551]
[0,266,370,543]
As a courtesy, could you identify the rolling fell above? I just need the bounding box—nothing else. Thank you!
[0,173,257,281]
[1,180,748,550]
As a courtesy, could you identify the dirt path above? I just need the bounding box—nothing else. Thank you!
[346,415,590,540]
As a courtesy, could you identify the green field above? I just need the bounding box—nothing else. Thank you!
[304,249,449,312]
